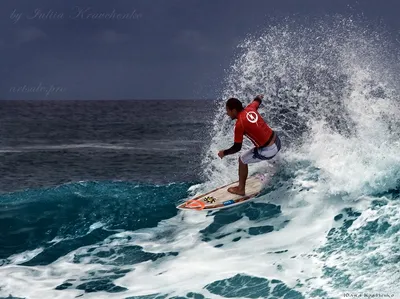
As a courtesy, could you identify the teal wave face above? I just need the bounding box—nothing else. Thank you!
[0,181,191,266]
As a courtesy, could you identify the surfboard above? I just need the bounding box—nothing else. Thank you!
[177,175,268,211]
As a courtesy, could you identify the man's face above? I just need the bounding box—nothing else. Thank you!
[226,106,237,120]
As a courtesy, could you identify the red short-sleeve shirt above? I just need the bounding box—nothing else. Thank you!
[234,101,273,147]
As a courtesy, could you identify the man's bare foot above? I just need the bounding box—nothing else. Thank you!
[227,186,245,196]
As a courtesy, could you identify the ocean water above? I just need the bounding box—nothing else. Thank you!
[1,18,400,299]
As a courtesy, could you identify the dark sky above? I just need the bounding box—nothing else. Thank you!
[1,0,400,100]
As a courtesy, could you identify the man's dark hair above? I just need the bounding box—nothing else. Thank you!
[226,98,243,112]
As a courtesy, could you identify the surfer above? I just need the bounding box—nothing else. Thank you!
[218,95,281,196]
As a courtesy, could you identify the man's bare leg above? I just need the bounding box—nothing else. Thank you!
[227,157,248,196]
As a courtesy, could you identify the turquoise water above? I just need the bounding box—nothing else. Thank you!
[1,171,399,299]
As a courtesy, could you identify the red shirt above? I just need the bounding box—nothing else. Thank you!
[234,101,273,147]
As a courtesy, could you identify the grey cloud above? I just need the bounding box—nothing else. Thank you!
[175,29,217,53]
[94,29,131,44]
[15,26,46,45]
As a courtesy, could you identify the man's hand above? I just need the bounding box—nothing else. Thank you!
[255,94,264,100]
[218,150,225,159]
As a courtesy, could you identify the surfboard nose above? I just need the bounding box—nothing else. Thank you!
[178,199,206,210]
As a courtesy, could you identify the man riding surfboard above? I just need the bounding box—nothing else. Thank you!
[218,94,281,196]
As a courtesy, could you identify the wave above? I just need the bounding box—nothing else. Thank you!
[0,181,191,267]
[202,16,400,197]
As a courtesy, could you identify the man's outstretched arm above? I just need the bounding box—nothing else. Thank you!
[247,94,264,110]
[254,94,263,104]
[223,142,242,156]
[218,118,244,159]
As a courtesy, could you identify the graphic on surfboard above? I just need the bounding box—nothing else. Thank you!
[177,174,270,211]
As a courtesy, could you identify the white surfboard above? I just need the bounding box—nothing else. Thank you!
[177,174,270,211]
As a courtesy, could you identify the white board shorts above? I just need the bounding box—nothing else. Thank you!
[240,135,282,164]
